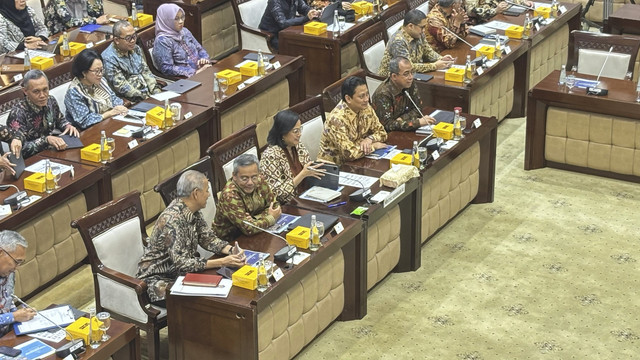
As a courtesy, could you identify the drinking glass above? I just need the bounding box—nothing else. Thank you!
[417,147,428,170]
[565,75,576,93]
[338,15,346,30]
[257,261,269,292]
[219,78,228,99]
[53,167,62,189]
[96,312,111,342]
[106,138,115,160]
[459,116,467,136]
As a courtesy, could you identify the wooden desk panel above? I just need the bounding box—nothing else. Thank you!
[604,4,640,35]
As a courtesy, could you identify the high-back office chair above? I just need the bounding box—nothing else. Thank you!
[569,30,640,80]
[322,68,367,112]
[405,0,429,15]
[381,1,408,39]
[0,87,27,126]
[288,95,326,161]
[354,22,388,95]
[71,191,166,360]
[45,60,74,115]
[231,0,276,53]
[154,156,217,258]
[206,124,260,194]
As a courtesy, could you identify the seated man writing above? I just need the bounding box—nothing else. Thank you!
[372,57,436,131]
[317,76,388,165]
[137,170,246,307]
[379,9,454,77]
[7,70,79,158]
[213,154,282,241]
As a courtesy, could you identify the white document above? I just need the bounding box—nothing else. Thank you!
[25,160,72,175]
[29,328,67,343]
[15,305,75,334]
[14,50,55,59]
[327,23,356,32]
[299,186,342,203]
[150,91,180,101]
[484,20,516,31]
[338,172,378,189]
[235,60,256,68]
[170,276,232,297]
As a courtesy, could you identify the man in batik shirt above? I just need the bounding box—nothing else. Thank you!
[103,21,162,102]
[426,0,469,52]
[137,170,246,306]
[379,9,455,77]
[213,154,282,242]
[318,76,388,164]
[372,57,436,132]
[7,70,79,158]
[467,0,533,24]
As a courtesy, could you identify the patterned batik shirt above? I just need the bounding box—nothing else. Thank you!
[0,274,18,337]
[136,198,229,302]
[44,0,104,34]
[371,78,423,132]
[379,27,442,77]
[64,77,124,129]
[317,100,388,165]
[466,0,526,23]
[152,28,210,78]
[0,126,24,148]
[426,4,469,52]
[7,96,70,158]
[260,143,311,204]
[0,7,49,54]
[212,176,277,242]
[102,43,162,102]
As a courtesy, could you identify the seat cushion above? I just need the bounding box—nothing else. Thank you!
[238,0,268,28]
[93,217,145,277]
[300,116,324,161]
[578,49,631,80]
[363,41,386,75]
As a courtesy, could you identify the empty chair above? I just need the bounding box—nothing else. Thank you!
[231,0,275,52]
[569,30,640,80]
[354,22,388,95]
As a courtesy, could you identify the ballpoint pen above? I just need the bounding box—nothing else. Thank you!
[328,201,346,208]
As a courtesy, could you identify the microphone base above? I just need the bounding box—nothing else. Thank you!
[274,245,297,262]
[349,188,371,202]
[586,87,608,96]
[56,339,85,359]
[3,191,27,206]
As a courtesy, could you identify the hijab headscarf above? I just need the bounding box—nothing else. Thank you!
[0,0,35,37]
[156,4,183,41]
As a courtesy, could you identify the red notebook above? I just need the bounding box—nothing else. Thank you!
[183,273,223,287]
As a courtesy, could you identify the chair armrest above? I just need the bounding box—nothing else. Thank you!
[237,24,277,53]
[97,265,147,295]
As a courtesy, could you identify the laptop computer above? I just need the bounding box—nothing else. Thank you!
[163,79,202,94]
[287,213,340,231]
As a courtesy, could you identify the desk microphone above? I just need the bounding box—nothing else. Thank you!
[442,26,474,49]
[242,220,297,263]
[11,295,86,359]
[130,116,151,139]
[0,185,27,207]
[320,171,372,202]
[402,89,425,118]
[504,0,535,11]
[586,46,613,96]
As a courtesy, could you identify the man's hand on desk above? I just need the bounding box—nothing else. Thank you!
[96,14,110,25]
[268,201,281,220]
[307,9,321,19]
[196,64,212,74]
[47,135,67,151]
[13,307,36,322]
[496,1,510,13]
[435,58,454,70]
[0,153,16,176]
[523,0,534,7]
[61,124,80,138]
[418,115,436,126]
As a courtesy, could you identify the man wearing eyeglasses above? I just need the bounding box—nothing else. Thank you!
[378,9,454,77]
[372,57,435,131]
[0,231,35,337]
[213,153,281,242]
[102,20,162,102]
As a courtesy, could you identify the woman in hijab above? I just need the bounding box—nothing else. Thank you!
[44,0,108,34]
[0,0,49,54]
[153,3,211,78]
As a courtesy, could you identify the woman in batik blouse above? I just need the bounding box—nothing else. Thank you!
[43,0,108,34]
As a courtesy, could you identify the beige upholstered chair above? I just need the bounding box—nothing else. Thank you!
[288,95,326,161]
[381,1,408,39]
[103,0,130,17]
[569,30,640,80]
[207,124,260,194]
[231,0,276,53]
[71,191,166,360]
[354,22,388,95]
[322,69,366,112]
[27,0,44,21]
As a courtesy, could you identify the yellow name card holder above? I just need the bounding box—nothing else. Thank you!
[31,56,54,70]
[534,6,551,18]
[217,69,242,85]
[239,62,258,77]
[390,153,419,168]
[232,265,258,290]
[66,317,103,344]
[145,106,171,128]
[68,42,86,56]
[24,172,45,193]
[476,45,496,60]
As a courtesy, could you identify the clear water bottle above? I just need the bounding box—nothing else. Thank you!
[558,64,566,85]
[333,10,340,38]
[523,13,532,39]
[464,55,473,84]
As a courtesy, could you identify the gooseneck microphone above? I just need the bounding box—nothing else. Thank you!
[402,89,425,117]
[441,26,474,48]
[242,221,297,264]
[587,46,614,96]
[12,295,86,359]
[0,185,27,207]
[504,0,535,11]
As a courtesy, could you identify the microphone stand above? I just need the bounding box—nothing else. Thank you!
[402,89,425,117]
[587,46,614,96]
[242,220,297,269]
[504,0,536,11]
[442,26,474,48]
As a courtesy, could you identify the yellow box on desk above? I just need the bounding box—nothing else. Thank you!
[505,25,523,39]
[239,62,258,77]
[216,69,242,85]
[81,143,102,163]
[444,68,465,82]
[433,122,454,140]
[24,172,46,193]
[352,1,373,15]
[232,265,258,290]
[31,56,54,70]
[475,45,495,60]
[129,13,153,27]
[390,153,419,168]
[68,42,86,56]
[303,21,327,35]
[145,106,171,128]
[65,317,103,344]
[286,226,311,249]
[534,6,551,18]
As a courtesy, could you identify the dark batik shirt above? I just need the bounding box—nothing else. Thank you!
[372,78,424,132]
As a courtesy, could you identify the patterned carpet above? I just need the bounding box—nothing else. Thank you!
[29,117,640,359]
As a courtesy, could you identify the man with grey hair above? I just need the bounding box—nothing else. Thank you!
[102,20,161,102]
[137,170,246,306]
[425,0,469,52]
[213,153,281,241]
[7,70,79,158]
[0,231,36,337]
[372,57,436,131]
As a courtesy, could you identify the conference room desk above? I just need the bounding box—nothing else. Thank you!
[0,317,140,360]
[348,108,497,254]
[525,70,640,182]
[279,16,376,95]
[604,4,640,35]
[179,50,305,146]
[167,206,365,360]
[0,155,102,298]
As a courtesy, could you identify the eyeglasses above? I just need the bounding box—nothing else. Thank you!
[88,68,104,75]
[394,70,416,79]
[174,15,186,22]
[290,127,302,135]
[1,249,23,266]
[238,175,259,183]
[118,33,137,42]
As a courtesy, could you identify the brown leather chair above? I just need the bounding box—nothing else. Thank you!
[206,124,260,194]
[71,191,166,360]
[353,22,388,95]
[0,87,27,125]
[380,1,408,38]
[322,68,367,112]
[569,30,640,79]
[230,0,276,53]
[405,0,429,14]
[288,95,326,161]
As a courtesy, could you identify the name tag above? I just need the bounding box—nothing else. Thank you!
[334,221,344,234]
[273,61,281,69]
[128,139,138,149]
[432,150,440,160]
[534,23,540,32]
[13,74,23,82]
[559,5,567,13]
[504,46,511,54]
[237,83,246,90]
[184,112,193,120]
[474,118,482,128]
[273,268,284,282]
[476,67,484,75]
[86,42,94,48]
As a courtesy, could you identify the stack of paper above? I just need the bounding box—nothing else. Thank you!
[170,276,232,297]
[299,186,342,203]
